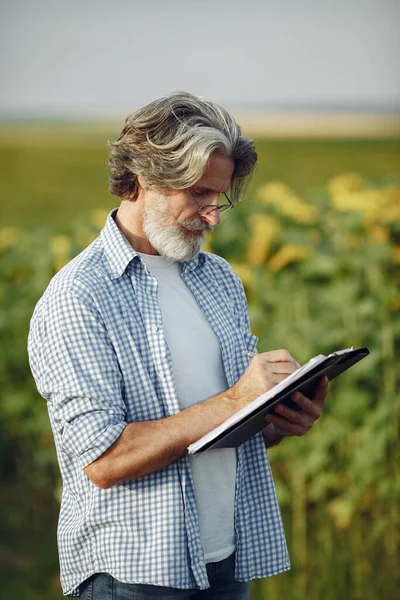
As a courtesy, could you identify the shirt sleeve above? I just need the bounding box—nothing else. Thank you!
[35,288,127,468]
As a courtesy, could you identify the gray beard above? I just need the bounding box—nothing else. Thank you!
[142,201,214,262]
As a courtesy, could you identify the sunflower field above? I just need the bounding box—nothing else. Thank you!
[0,131,399,600]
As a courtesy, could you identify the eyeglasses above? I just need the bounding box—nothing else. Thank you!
[185,189,234,216]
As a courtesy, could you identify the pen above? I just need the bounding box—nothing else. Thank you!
[242,350,257,359]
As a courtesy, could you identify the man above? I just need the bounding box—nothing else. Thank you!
[28,92,328,599]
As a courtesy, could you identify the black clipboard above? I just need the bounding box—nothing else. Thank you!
[188,346,370,454]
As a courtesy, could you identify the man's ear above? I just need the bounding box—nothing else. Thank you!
[134,175,149,203]
[137,175,147,191]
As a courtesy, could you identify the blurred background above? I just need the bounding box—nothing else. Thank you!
[0,1,399,599]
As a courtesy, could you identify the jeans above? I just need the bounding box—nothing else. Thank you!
[79,553,250,600]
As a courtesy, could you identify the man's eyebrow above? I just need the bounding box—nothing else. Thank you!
[192,185,212,192]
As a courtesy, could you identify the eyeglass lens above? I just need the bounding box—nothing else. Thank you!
[198,204,231,215]
[189,190,232,215]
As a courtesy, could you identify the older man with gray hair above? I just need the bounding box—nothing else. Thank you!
[28,92,327,599]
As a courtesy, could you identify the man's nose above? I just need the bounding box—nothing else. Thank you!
[201,209,221,227]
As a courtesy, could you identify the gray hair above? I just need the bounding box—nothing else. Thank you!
[108,91,257,204]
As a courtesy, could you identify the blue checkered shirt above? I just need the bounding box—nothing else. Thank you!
[28,210,290,597]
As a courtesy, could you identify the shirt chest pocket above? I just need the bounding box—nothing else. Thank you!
[241,330,259,354]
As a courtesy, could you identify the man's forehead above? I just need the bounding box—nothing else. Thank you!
[195,153,234,190]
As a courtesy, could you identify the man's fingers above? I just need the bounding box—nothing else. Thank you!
[264,377,329,439]
[284,377,329,413]
[285,392,321,419]
[259,350,301,369]
[236,349,302,409]
[265,412,309,437]
[270,363,299,375]
[275,398,317,425]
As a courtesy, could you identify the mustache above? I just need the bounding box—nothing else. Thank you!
[182,220,214,233]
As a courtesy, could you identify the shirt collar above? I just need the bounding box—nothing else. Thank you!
[100,209,140,280]
[182,253,203,273]
[100,208,204,279]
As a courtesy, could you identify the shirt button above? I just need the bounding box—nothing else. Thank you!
[196,552,203,558]
[158,372,165,380]
[199,560,205,566]
[152,325,158,333]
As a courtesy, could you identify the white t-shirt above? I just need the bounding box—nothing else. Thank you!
[138,252,237,563]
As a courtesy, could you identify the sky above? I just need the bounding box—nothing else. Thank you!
[0,0,399,118]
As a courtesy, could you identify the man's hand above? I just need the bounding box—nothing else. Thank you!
[231,350,301,409]
[263,376,329,446]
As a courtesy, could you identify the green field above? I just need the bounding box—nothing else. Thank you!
[1,126,399,600]
[1,127,399,229]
